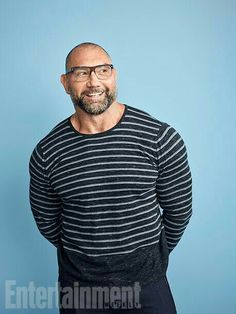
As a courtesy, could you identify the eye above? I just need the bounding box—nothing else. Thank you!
[74,70,88,77]
[98,67,109,74]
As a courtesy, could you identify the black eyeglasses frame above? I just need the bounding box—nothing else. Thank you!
[65,64,114,75]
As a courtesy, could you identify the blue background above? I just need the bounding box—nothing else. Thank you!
[0,0,235,313]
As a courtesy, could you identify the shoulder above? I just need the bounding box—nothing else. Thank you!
[126,104,164,127]
[126,104,176,135]
[126,105,186,146]
[30,117,71,157]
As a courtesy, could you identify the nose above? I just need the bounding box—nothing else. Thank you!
[86,70,101,87]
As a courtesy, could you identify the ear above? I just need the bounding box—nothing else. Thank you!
[60,74,71,94]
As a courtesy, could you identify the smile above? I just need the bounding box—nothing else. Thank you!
[85,92,104,97]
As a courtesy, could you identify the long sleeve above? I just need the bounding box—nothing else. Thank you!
[156,124,192,252]
[29,143,62,247]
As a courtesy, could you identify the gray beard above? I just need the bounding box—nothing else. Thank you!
[70,89,117,115]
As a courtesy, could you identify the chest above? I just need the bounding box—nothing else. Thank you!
[47,138,159,199]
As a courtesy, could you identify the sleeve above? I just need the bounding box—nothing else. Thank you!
[156,124,192,252]
[29,143,62,247]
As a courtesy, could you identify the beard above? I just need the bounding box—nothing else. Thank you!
[70,87,117,115]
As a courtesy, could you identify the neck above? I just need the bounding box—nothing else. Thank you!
[71,102,125,134]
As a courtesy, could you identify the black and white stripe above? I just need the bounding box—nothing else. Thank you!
[29,104,192,279]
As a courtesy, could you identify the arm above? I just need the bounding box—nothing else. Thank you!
[156,124,192,252]
[29,143,62,247]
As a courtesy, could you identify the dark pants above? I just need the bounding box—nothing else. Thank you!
[59,276,177,314]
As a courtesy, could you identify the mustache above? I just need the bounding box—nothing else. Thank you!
[82,88,107,96]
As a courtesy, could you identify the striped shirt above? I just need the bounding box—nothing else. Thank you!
[29,104,192,286]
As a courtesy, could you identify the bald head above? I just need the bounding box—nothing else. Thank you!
[65,42,112,73]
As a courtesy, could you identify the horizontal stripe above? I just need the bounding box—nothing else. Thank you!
[62,215,159,236]
[29,104,192,281]
[62,238,161,257]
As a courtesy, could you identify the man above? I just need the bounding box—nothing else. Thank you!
[29,42,192,314]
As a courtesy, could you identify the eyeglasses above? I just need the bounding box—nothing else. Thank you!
[66,64,114,82]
